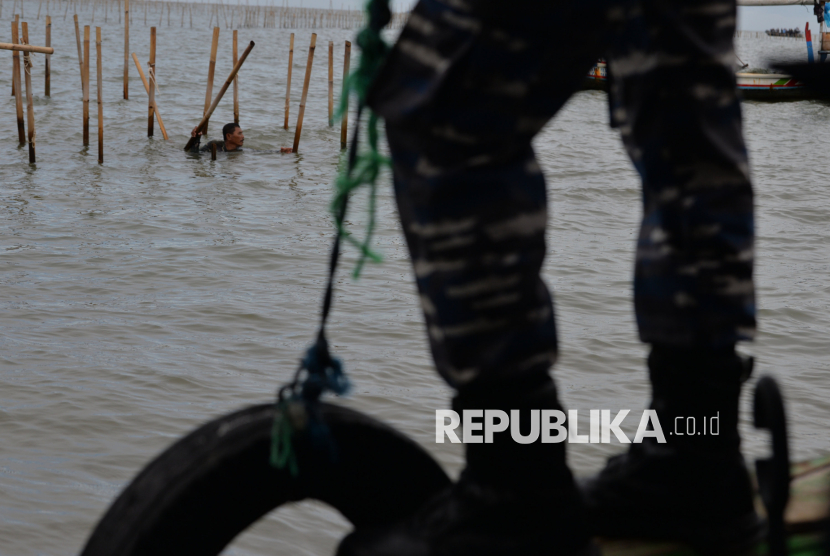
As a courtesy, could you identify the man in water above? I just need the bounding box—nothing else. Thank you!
[189,122,244,153]
[338,0,760,555]
[188,122,293,154]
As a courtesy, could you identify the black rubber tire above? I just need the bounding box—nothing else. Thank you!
[80,402,451,556]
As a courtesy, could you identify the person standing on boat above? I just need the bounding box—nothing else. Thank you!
[337,1,760,555]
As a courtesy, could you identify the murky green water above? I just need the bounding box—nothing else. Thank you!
[0,5,828,554]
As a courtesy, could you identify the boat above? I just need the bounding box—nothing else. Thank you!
[585,0,830,101]
[584,62,813,100]
[736,71,811,99]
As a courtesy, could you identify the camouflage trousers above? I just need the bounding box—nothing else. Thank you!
[368,0,756,390]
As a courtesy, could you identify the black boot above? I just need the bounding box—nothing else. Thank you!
[582,345,764,554]
[337,375,594,556]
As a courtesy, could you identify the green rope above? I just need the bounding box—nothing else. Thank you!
[332,0,392,278]
[270,401,299,477]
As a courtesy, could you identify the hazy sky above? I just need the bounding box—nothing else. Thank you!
[738,5,820,30]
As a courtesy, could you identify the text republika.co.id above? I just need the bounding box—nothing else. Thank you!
[436,409,722,444]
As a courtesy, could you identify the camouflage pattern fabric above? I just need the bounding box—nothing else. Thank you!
[368,0,756,389]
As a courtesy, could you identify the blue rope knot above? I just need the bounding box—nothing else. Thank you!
[270,338,351,477]
[300,341,351,400]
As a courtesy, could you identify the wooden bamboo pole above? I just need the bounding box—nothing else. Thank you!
[328,40,333,126]
[148,26,155,136]
[44,16,51,96]
[340,40,350,149]
[123,0,129,99]
[233,29,238,124]
[292,33,316,153]
[132,53,168,140]
[0,41,53,54]
[203,27,219,135]
[83,25,90,146]
[74,14,84,88]
[12,20,25,144]
[283,32,293,129]
[97,26,103,163]
[22,21,35,162]
[184,40,255,151]
[210,141,217,160]
[11,13,18,97]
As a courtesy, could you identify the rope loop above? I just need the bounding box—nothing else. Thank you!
[270,337,351,477]
[20,40,36,72]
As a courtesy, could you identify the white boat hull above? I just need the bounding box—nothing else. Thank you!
[584,62,819,100]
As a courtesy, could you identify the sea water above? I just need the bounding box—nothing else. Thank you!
[0,8,828,555]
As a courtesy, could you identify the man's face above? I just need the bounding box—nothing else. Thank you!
[226,127,244,149]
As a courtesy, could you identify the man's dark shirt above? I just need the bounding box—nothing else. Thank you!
[188,137,241,153]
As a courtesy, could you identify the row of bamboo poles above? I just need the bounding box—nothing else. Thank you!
[4,0,410,30]
[6,14,59,163]
[5,5,354,164]
[5,0,394,165]
[181,28,352,157]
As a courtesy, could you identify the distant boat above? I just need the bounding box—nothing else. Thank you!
[736,71,809,99]
[584,61,813,100]
[765,29,802,38]
[585,0,830,101]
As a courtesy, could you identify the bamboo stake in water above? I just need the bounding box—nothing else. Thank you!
[97,26,103,163]
[203,26,219,135]
[123,0,129,99]
[74,14,83,88]
[233,29,239,124]
[83,25,90,146]
[44,15,51,96]
[292,33,316,153]
[340,40,350,149]
[184,40,255,151]
[12,20,25,144]
[22,21,35,162]
[283,32,293,129]
[210,141,217,160]
[11,13,18,97]
[132,53,168,139]
[148,26,155,136]
[328,40,333,126]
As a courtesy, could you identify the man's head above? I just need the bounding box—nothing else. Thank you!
[223,123,244,150]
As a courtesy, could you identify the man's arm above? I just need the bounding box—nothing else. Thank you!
[187,127,203,153]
